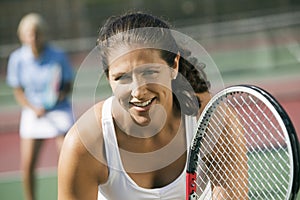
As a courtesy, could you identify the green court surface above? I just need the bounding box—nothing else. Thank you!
[0,162,299,200]
[0,172,57,200]
[247,149,300,200]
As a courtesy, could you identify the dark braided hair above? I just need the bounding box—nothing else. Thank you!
[97,12,210,115]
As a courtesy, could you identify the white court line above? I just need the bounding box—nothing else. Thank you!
[287,43,300,63]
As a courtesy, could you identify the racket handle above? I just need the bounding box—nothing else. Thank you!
[186,172,198,200]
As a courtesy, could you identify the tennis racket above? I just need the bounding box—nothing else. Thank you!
[186,85,300,200]
[43,63,62,109]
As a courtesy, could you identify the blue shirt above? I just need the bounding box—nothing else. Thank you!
[6,44,74,110]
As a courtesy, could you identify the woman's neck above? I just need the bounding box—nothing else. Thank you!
[30,43,45,58]
[112,100,181,139]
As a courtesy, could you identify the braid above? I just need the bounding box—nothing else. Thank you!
[178,48,210,93]
[170,47,211,116]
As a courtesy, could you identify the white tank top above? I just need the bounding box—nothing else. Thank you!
[98,97,211,200]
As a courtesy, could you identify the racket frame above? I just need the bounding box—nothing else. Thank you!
[186,85,300,200]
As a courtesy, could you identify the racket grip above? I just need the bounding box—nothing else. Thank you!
[186,172,197,200]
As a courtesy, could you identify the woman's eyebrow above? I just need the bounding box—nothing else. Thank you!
[135,64,163,71]
[110,64,164,78]
[110,71,130,78]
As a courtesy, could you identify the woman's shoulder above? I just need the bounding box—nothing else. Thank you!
[45,44,64,54]
[63,100,107,162]
[8,46,26,60]
[196,91,212,119]
[44,44,69,60]
[60,100,109,183]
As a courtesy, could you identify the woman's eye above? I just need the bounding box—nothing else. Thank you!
[115,74,131,82]
[143,70,158,76]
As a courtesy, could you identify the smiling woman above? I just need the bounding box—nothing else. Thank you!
[109,49,177,127]
[58,12,218,200]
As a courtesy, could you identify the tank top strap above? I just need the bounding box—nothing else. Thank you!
[101,96,123,170]
[184,115,197,148]
[101,96,114,122]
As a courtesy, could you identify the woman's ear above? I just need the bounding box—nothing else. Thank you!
[172,53,180,79]
[174,53,180,69]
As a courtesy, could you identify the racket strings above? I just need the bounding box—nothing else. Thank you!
[197,98,248,199]
[242,95,286,150]
[248,96,287,149]
[193,92,292,200]
[232,93,291,199]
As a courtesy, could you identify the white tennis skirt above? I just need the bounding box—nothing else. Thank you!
[20,107,74,139]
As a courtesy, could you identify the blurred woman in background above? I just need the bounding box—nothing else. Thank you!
[6,13,74,200]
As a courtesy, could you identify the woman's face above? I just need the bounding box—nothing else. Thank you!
[20,25,45,53]
[108,49,179,126]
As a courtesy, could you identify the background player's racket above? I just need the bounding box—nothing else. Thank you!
[43,63,62,109]
[186,85,300,200]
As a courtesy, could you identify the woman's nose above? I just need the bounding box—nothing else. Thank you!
[131,76,147,98]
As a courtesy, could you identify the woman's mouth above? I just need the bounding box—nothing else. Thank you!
[130,98,155,108]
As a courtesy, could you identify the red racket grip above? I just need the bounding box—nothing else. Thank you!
[186,172,197,200]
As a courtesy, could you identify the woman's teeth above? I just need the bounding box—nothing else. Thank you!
[132,99,153,107]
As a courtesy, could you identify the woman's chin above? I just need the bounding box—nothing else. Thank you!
[131,115,151,127]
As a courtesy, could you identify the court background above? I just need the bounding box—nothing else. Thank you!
[0,1,300,199]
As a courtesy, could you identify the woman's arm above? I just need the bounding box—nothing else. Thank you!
[197,92,247,198]
[13,87,45,117]
[57,81,72,102]
[58,103,108,200]
[210,107,249,199]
